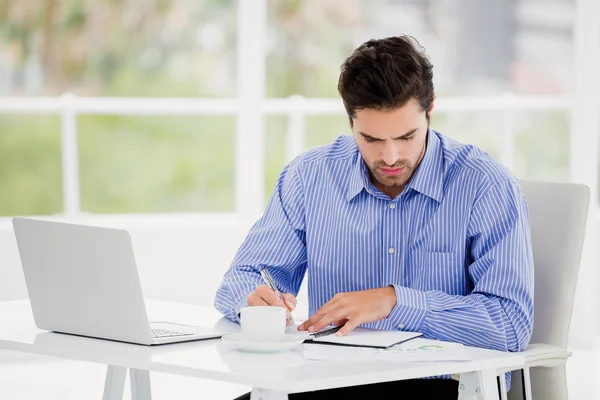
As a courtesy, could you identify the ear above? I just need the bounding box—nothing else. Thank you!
[429,93,436,114]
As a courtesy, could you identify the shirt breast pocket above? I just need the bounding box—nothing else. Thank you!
[410,249,467,295]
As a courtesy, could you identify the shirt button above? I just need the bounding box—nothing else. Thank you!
[389,203,396,209]
[388,247,395,254]
[399,324,405,329]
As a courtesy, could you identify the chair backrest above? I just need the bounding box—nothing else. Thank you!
[519,180,590,348]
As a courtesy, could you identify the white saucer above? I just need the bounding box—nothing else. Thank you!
[221,333,305,353]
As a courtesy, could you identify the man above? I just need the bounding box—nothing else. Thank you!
[215,35,534,399]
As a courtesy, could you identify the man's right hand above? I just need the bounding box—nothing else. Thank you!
[247,285,297,320]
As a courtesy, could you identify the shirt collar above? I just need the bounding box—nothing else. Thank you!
[345,151,371,201]
[345,129,445,203]
[404,129,445,203]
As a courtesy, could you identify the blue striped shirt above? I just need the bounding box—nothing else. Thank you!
[215,129,534,388]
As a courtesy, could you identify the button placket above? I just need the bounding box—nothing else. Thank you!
[382,198,399,287]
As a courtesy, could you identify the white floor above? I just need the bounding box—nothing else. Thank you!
[0,342,597,400]
[0,350,250,400]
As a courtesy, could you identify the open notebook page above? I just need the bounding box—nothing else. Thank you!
[309,327,422,348]
[288,325,422,349]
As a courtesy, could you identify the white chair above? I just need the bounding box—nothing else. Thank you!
[494,180,590,400]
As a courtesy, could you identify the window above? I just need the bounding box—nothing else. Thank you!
[0,0,237,215]
[0,1,236,97]
[264,0,579,203]
[0,0,597,216]
[78,115,235,213]
[0,116,62,216]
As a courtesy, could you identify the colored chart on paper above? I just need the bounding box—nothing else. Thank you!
[418,345,445,350]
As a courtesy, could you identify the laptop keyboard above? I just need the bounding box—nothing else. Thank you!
[151,328,194,338]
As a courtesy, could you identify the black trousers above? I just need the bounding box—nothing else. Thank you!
[234,378,460,400]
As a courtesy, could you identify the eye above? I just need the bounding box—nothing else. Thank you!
[398,135,414,141]
[364,137,377,143]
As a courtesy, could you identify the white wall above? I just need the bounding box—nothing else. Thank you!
[0,215,597,344]
[0,216,248,306]
[570,214,600,345]
[0,215,311,314]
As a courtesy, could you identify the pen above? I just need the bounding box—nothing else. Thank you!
[260,268,296,325]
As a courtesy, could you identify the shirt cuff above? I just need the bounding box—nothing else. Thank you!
[386,284,429,331]
[232,290,254,323]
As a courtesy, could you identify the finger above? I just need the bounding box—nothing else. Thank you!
[336,319,359,336]
[298,296,343,330]
[282,293,297,310]
[298,313,322,331]
[308,308,347,333]
[298,310,319,331]
[298,305,332,331]
[332,319,348,327]
[254,285,286,308]
[246,293,269,307]
[303,291,357,331]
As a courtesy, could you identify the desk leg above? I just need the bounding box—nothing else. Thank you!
[103,365,126,400]
[130,369,152,400]
[458,369,500,400]
[250,388,288,400]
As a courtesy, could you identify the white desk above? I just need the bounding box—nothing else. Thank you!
[0,300,524,400]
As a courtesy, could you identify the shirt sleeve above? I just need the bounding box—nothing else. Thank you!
[213,160,308,322]
[386,179,534,352]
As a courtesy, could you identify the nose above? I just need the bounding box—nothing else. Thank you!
[382,142,400,166]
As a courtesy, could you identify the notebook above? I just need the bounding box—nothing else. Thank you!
[302,326,422,349]
[304,338,472,362]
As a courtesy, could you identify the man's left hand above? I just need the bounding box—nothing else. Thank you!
[297,286,397,336]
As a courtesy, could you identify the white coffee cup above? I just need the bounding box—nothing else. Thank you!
[240,306,287,342]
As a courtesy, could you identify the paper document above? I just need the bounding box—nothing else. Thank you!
[287,325,422,348]
[304,338,471,362]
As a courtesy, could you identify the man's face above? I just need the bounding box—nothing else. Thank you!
[352,99,429,197]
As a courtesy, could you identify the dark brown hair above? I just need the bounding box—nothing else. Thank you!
[337,35,434,125]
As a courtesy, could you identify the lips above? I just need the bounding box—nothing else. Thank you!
[380,167,405,176]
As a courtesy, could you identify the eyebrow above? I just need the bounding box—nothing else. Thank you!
[358,128,419,141]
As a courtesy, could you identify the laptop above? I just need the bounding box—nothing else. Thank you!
[12,217,227,345]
